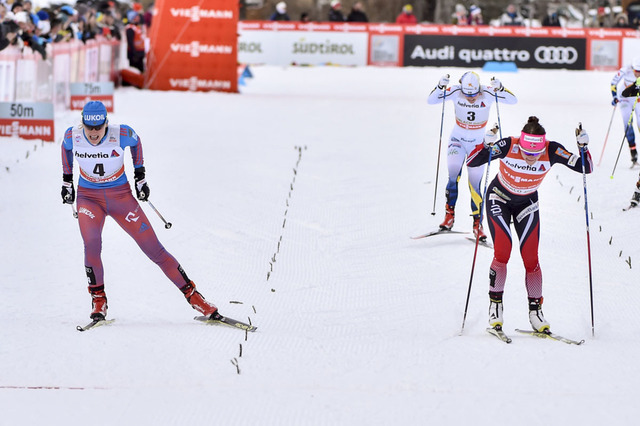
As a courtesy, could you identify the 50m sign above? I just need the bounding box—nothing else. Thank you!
[0,102,55,142]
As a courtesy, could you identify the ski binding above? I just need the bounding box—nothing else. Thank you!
[411,229,468,240]
[76,318,116,332]
[486,326,512,343]
[515,329,584,345]
[195,314,257,332]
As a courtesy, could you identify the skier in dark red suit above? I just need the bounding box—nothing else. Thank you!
[467,116,593,333]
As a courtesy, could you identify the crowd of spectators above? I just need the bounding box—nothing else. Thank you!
[0,1,152,60]
[267,2,640,30]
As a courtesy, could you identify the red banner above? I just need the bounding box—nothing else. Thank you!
[0,119,54,142]
[145,0,238,93]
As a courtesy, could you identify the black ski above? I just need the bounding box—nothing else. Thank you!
[623,203,637,211]
[76,318,116,332]
[515,329,584,345]
[194,314,257,332]
[411,229,469,240]
[466,237,493,249]
[486,326,512,343]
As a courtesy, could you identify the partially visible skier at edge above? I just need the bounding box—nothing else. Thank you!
[61,101,221,323]
[427,71,517,241]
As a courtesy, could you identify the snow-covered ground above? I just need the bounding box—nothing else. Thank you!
[1,65,638,425]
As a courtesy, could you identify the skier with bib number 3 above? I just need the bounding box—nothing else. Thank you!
[466,117,593,333]
[427,71,517,241]
[61,101,221,324]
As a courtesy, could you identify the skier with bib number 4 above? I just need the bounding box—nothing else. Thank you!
[466,117,593,333]
[427,72,517,241]
[61,101,221,325]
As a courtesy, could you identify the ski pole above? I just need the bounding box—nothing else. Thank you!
[70,203,78,219]
[431,76,449,216]
[597,104,616,167]
[611,94,639,178]
[147,200,172,229]
[577,123,595,337]
[460,95,501,334]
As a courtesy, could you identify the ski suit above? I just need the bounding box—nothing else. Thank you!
[466,136,593,298]
[611,65,640,153]
[427,84,517,215]
[61,123,189,292]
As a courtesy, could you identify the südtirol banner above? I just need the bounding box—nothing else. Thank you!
[145,0,238,93]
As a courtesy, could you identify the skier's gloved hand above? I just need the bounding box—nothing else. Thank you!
[438,74,450,89]
[612,97,619,106]
[484,124,499,148]
[491,77,504,92]
[134,167,150,201]
[575,123,589,149]
[622,84,640,98]
[61,174,75,204]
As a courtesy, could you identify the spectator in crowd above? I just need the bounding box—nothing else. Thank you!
[499,4,523,26]
[11,2,24,15]
[270,1,290,21]
[542,7,561,27]
[14,10,47,59]
[97,11,122,40]
[468,5,483,25]
[0,19,20,52]
[0,3,7,21]
[143,2,153,28]
[452,4,468,25]
[125,10,145,73]
[613,13,633,28]
[500,3,524,26]
[300,12,310,22]
[328,0,345,22]
[396,4,417,24]
[347,1,368,22]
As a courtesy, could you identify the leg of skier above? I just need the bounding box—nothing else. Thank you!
[467,163,486,241]
[485,184,513,328]
[107,184,218,317]
[440,139,465,230]
[77,188,109,319]
[512,197,549,332]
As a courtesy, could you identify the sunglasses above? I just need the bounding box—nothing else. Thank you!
[521,150,543,157]
[84,123,105,131]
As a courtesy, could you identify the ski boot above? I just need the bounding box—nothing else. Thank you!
[89,286,108,320]
[488,291,504,329]
[439,205,455,230]
[631,147,638,165]
[472,215,487,242]
[181,281,218,318]
[528,297,550,332]
[631,185,640,208]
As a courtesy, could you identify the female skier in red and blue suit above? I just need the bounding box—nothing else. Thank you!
[61,101,218,321]
[466,116,593,333]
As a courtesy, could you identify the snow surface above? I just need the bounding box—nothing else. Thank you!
[1,65,639,425]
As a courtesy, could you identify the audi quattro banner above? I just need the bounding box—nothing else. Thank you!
[145,0,238,93]
[403,35,586,70]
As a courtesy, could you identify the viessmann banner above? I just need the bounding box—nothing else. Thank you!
[145,0,238,93]
[403,35,587,70]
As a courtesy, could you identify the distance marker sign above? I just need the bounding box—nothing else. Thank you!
[70,82,115,112]
[0,102,55,142]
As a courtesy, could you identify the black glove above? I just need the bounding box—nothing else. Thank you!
[61,174,75,204]
[622,84,640,98]
[134,167,150,201]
